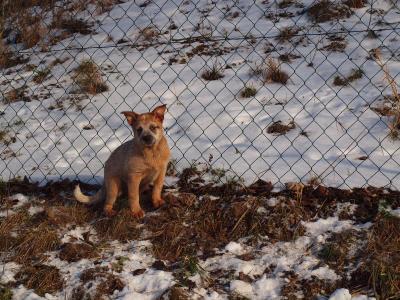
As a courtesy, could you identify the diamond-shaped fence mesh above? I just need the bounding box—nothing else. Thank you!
[0,0,399,189]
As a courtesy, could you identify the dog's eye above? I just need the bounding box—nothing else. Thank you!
[137,127,143,134]
[150,125,158,132]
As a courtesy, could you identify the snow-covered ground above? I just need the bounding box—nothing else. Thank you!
[2,187,392,299]
[0,0,399,189]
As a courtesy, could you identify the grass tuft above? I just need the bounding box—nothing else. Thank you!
[201,62,224,81]
[333,68,363,86]
[264,58,289,84]
[240,85,257,98]
[15,264,63,296]
[374,49,400,138]
[73,60,109,94]
[33,68,51,84]
[308,0,352,23]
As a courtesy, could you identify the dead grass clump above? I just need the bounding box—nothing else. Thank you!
[278,0,296,9]
[344,0,366,9]
[201,62,224,81]
[333,68,363,86]
[139,26,159,42]
[44,205,94,227]
[317,230,356,271]
[276,26,300,43]
[12,222,60,264]
[73,60,109,94]
[79,266,124,298]
[264,58,289,84]
[56,17,93,35]
[267,120,295,135]
[59,242,98,262]
[148,194,305,262]
[374,49,400,138]
[0,44,28,69]
[33,68,51,84]
[15,264,63,296]
[363,215,400,298]
[240,85,257,98]
[308,0,352,23]
[16,14,48,49]
[4,86,28,104]
[93,209,140,242]
[322,40,347,52]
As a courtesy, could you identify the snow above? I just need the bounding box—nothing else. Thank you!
[230,276,281,300]
[303,217,354,237]
[329,288,352,300]
[225,242,244,255]
[0,0,399,189]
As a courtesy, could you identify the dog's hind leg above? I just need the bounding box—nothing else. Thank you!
[103,176,120,217]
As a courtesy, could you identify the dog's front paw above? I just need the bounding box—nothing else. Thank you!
[104,206,117,217]
[130,208,145,219]
[152,198,165,209]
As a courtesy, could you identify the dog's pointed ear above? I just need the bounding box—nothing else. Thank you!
[152,104,167,122]
[121,111,138,125]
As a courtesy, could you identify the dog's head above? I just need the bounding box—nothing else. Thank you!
[122,104,166,148]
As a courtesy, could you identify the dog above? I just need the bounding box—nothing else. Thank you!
[74,104,170,218]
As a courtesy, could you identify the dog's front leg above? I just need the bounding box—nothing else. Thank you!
[152,164,167,208]
[128,174,144,218]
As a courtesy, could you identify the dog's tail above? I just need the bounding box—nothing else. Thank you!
[73,185,104,205]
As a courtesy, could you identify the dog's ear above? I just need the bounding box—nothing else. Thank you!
[152,104,167,122]
[121,111,139,125]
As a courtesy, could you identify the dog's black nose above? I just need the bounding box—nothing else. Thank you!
[142,134,154,144]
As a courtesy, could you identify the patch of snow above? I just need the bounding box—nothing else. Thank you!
[266,197,279,207]
[28,206,44,216]
[0,262,20,283]
[225,242,244,255]
[303,217,354,237]
[329,288,351,300]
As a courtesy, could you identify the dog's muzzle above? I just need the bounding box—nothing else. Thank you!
[142,134,155,146]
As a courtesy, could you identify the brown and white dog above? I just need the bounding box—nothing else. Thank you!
[74,104,170,218]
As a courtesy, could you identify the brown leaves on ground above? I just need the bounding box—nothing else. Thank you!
[267,120,296,135]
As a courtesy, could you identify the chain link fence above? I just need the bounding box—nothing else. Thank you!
[0,0,399,188]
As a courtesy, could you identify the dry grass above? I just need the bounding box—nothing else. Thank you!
[93,209,140,242]
[333,68,363,86]
[77,266,125,299]
[139,26,160,42]
[55,17,93,35]
[4,86,28,104]
[15,264,63,296]
[16,13,48,49]
[363,215,400,299]
[240,85,257,98]
[267,120,296,135]
[73,60,109,94]
[374,49,400,138]
[278,0,296,9]
[308,0,352,23]
[59,242,98,262]
[148,192,305,262]
[344,0,366,9]
[276,26,300,43]
[201,62,224,81]
[12,222,60,264]
[0,43,28,69]
[33,68,51,84]
[264,58,289,84]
